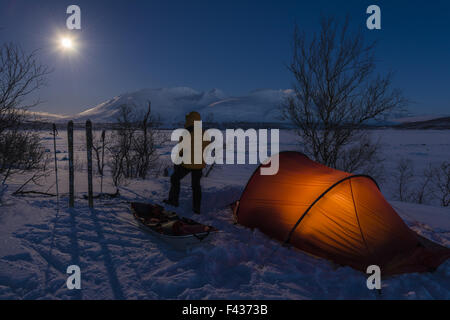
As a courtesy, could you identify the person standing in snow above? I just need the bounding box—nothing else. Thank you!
[164,111,208,214]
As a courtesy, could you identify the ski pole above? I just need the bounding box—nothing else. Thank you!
[86,120,94,208]
[68,121,74,208]
[100,129,105,195]
[52,123,60,210]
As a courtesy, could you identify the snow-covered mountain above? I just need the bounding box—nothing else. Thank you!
[32,87,447,128]
[389,114,450,124]
[72,87,293,125]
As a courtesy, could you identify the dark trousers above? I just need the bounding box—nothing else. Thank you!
[168,165,202,211]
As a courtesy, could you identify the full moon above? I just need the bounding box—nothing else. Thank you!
[60,37,73,50]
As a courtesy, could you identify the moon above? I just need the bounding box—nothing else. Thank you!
[60,37,74,50]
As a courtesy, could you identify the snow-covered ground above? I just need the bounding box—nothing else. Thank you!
[0,129,449,299]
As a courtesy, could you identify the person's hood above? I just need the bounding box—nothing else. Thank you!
[185,111,201,128]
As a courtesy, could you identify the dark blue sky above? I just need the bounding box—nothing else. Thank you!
[1,0,449,115]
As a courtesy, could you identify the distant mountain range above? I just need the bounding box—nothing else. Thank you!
[33,87,292,126]
[394,116,450,129]
[30,87,449,129]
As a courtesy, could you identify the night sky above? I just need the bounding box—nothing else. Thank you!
[1,0,449,115]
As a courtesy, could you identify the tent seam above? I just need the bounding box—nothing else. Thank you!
[349,179,373,260]
[283,174,380,245]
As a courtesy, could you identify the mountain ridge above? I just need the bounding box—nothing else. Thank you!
[30,87,448,129]
[51,87,293,125]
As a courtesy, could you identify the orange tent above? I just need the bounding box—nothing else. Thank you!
[236,151,450,275]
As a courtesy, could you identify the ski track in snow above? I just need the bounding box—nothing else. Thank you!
[0,129,449,299]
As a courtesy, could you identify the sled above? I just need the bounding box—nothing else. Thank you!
[130,202,218,250]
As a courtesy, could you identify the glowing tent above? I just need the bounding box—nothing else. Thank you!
[235,152,450,275]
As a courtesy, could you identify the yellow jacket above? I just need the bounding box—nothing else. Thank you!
[181,111,209,170]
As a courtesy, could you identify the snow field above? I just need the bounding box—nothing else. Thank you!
[0,129,449,299]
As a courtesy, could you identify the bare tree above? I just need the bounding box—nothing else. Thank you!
[0,43,50,183]
[394,158,414,202]
[133,101,160,179]
[0,130,45,183]
[411,164,434,205]
[0,43,50,132]
[107,101,161,192]
[392,161,449,207]
[432,161,450,207]
[283,18,406,173]
[91,129,108,195]
[92,130,107,175]
[335,134,385,181]
[107,105,134,191]
[12,154,53,196]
